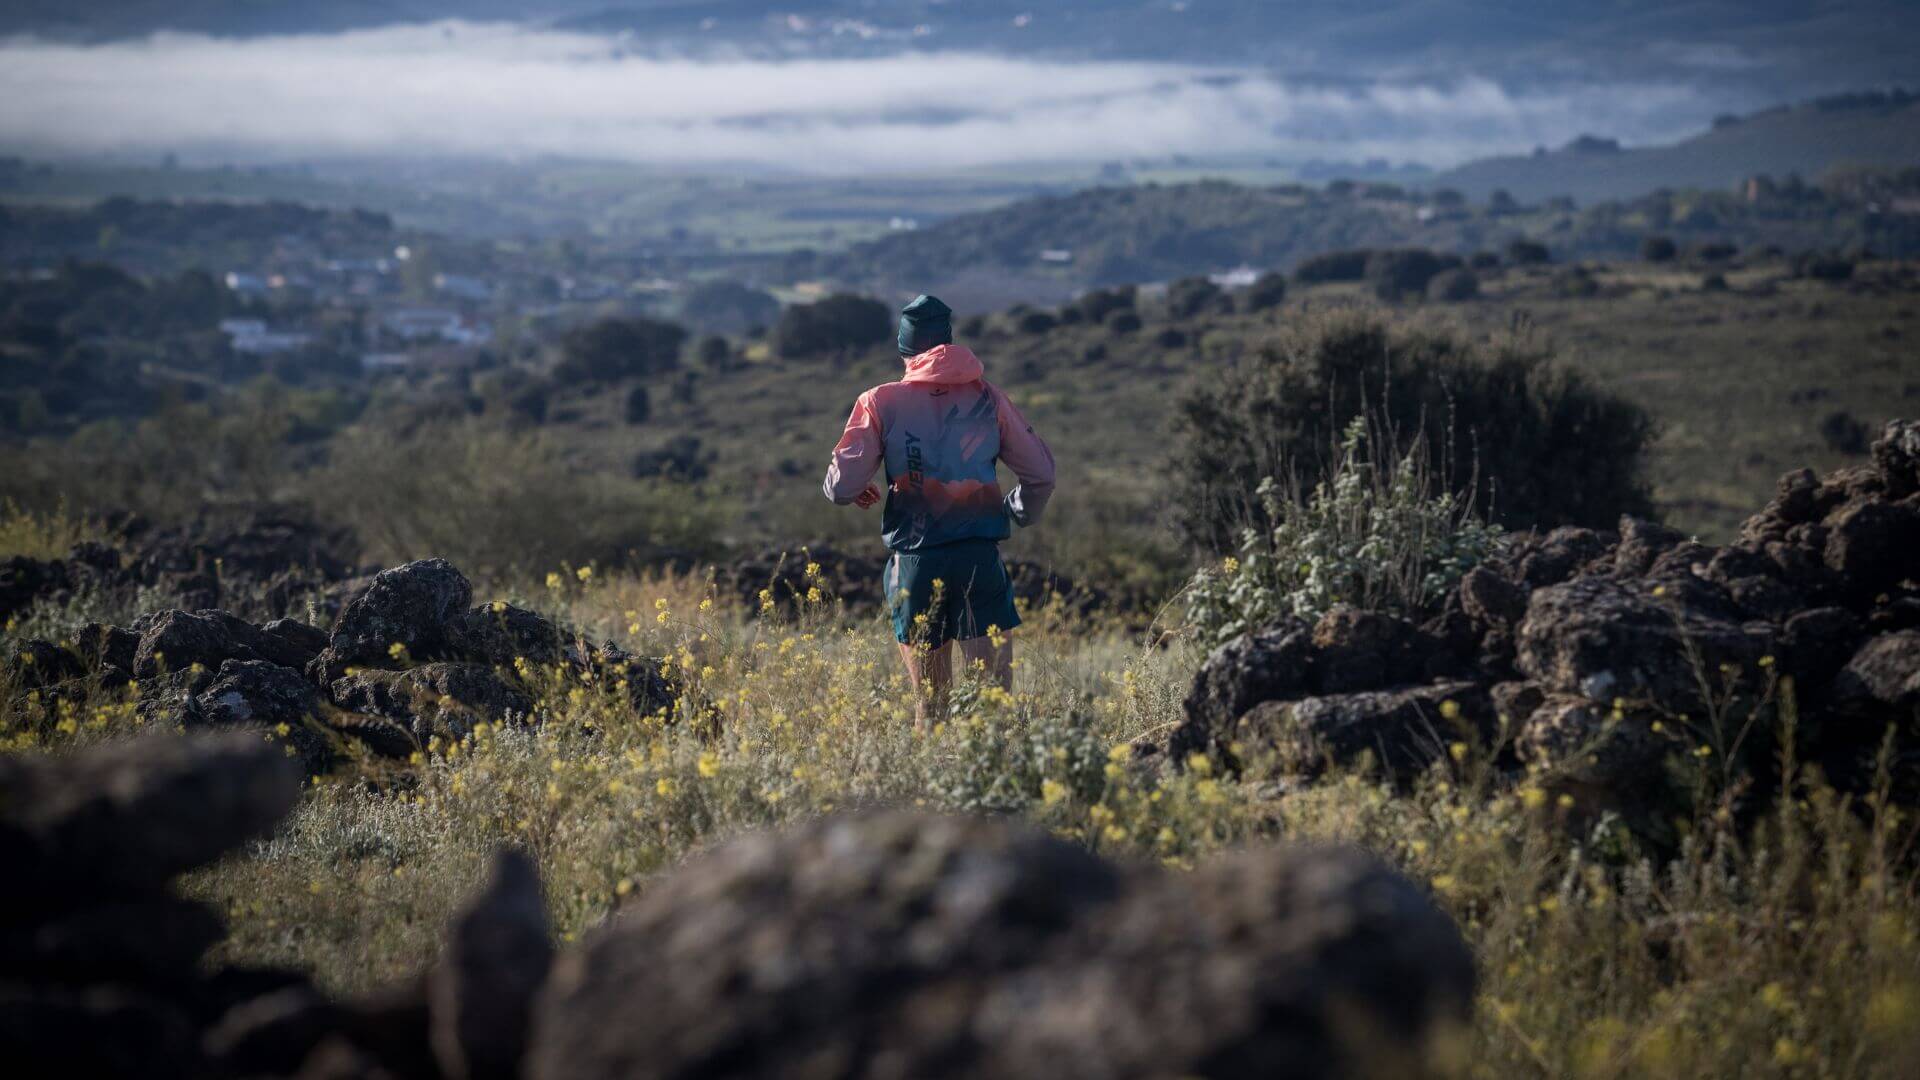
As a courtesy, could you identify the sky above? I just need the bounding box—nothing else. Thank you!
[0,20,1722,173]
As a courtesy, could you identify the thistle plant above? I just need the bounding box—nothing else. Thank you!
[1185,417,1504,648]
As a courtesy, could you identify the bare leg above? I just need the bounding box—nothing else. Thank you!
[898,640,953,729]
[957,633,1014,692]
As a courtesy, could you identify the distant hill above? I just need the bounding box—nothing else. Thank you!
[819,167,1920,302]
[1433,91,1920,204]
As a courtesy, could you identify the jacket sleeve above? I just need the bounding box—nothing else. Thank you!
[823,391,884,504]
[991,383,1056,527]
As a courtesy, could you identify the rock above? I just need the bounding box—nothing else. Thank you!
[1516,526,1613,587]
[575,641,677,720]
[330,663,533,742]
[0,555,68,624]
[296,1038,404,1080]
[75,622,138,681]
[1823,499,1920,598]
[311,559,474,682]
[0,731,301,905]
[1831,631,1920,712]
[1516,575,1773,712]
[204,985,343,1079]
[454,603,567,670]
[1311,608,1435,694]
[1614,517,1687,577]
[430,849,553,1080]
[1515,695,1676,832]
[1740,469,1821,545]
[529,812,1473,1080]
[0,897,225,987]
[1490,681,1547,727]
[1236,682,1492,781]
[5,639,85,691]
[328,711,419,759]
[1872,419,1920,497]
[194,660,338,776]
[1458,566,1526,628]
[259,618,332,670]
[131,609,311,680]
[1174,622,1314,760]
[1779,607,1867,686]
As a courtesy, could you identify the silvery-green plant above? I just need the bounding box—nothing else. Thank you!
[1185,417,1505,649]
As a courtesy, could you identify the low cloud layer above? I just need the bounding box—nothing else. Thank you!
[0,21,1713,171]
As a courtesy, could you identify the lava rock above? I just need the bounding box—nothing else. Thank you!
[1872,418,1920,497]
[194,660,338,776]
[454,603,567,670]
[1831,631,1920,712]
[430,849,552,1080]
[529,812,1472,1080]
[1823,499,1920,599]
[330,663,533,742]
[1516,575,1773,711]
[1236,681,1492,782]
[0,731,302,905]
[1174,621,1314,760]
[1311,608,1434,694]
[311,559,474,682]
[132,609,311,680]
[259,618,332,671]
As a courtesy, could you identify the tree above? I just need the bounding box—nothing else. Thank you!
[678,280,780,335]
[555,317,686,383]
[1242,272,1288,312]
[771,294,890,358]
[1640,235,1678,262]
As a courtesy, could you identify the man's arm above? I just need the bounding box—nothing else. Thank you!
[823,391,884,506]
[992,384,1055,527]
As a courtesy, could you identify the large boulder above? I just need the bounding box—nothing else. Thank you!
[1311,608,1441,694]
[1236,682,1493,781]
[528,811,1473,1080]
[1831,631,1920,713]
[1516,575,1773,711]
[0,731,301,903]
[1822,498,1920,599]
[453,604,567,671]
[1174,621,1314,760]
[1872,418,1920,497]
[429,849,553,1080]
[311,559,474,683]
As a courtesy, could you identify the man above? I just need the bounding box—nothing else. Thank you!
[823,294,1055,725]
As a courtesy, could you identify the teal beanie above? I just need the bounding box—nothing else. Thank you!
[897,294,953,356]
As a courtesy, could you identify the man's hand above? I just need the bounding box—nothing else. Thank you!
[854,483,882,509]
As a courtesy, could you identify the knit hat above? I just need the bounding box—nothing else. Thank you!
[897,294,953,357]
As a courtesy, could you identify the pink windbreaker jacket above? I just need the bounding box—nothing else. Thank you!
[822,344,1055,552]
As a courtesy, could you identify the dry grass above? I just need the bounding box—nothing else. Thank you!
[3,567,1918,1077]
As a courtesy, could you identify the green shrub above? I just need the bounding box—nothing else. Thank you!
[1641,235,1678,262]
[1365,249,1461,301]
[1170,310,1656,551]
[1426,268,1480,302]
[1165,276,1226,318]
[1506,239,1551,265]
[1241,271,1288,312]
[1184,418,1505,648]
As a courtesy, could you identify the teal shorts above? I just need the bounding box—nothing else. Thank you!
[884,539,1022,647]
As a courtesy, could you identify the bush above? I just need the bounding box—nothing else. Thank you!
[1241,271,1288,312]
[1506,240,1551,265]
[772,294,891,357]
[1692,242,1738,262]
[1796,253,1856,282]
[1072,286,1135,323]
[1641,235,1678,262]
[1014,310,1058,335]
[1365,249,1461,301]
[1184,418,1505,649]
[1165,276,1225,319]
[1154,328,1189,349]
[1293,250,1372,284]
[1820,410,1870,455]
[555,317,686,383]
[1105,310,1143,335]
[1426,268,1480,302]
[1170,310,1656,551]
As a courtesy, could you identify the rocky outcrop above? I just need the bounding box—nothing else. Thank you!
[5,558,676,769]
[1162,419,1920,833]
[529,811,1473,1080]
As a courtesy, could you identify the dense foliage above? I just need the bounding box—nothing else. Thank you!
[771,293,891,357]
[1170,311,1657,551]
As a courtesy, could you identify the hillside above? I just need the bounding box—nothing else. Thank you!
[821,172,1920,303]
[1434,91,1920,203]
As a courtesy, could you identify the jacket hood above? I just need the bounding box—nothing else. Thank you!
[900,343,983,384]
